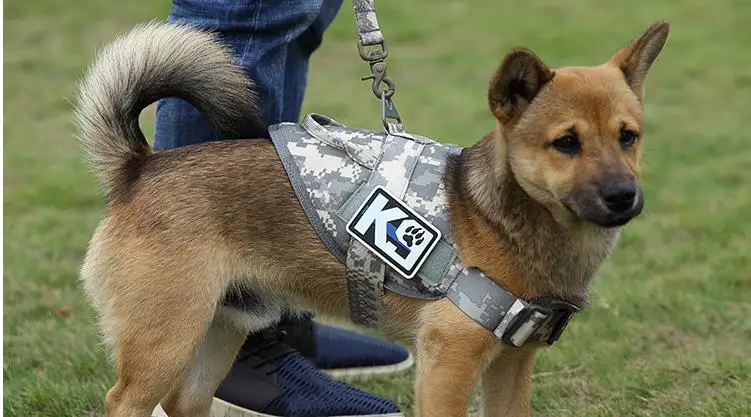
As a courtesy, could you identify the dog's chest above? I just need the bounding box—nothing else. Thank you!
[510,222,620,302]
[269,114,463,300]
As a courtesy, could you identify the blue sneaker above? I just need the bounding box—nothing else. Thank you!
[278,314,414,379]
[311,323,414,379]
[211,329,403,417]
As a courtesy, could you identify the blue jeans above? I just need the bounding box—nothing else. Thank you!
[154,0,344,149]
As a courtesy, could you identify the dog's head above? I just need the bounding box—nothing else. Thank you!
[487,21,669,228]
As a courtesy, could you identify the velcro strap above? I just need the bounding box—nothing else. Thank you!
[352,0,385,46]
[346,240,386,327]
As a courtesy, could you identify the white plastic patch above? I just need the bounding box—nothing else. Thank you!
[346,186,442,279]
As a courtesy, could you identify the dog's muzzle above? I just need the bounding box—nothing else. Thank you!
[564,181,644,228]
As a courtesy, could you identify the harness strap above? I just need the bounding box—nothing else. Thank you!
[344,133,426,327]
[276,115,580,346]
[346,240,386,326]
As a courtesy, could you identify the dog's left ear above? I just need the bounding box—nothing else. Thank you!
[609,21,670,101]
[488,48,554,124]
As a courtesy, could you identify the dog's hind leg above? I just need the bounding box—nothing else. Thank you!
[97,264,226,417]
[159,310,246,417]
[160,305,283,417]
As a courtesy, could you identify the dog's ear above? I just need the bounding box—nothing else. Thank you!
[488,48,554,123]
[609,21,670,101]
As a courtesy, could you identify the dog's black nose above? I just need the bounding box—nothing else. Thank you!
[601,181,637,213]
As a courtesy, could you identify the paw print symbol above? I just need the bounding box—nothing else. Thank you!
[402,225,425,247]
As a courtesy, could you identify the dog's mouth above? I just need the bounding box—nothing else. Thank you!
[595,214,638,228]
[562,189,644,229]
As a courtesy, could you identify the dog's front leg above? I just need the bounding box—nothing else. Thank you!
[413,302,497,417]
[480,346,537,417]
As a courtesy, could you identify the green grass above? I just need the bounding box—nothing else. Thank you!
[3,0,750,416]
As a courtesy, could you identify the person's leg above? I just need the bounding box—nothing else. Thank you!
[153,0,315,148]
[151,1,408,416]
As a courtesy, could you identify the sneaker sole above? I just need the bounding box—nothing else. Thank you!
[153,401,403,417]
[150,353,412,417]
[210,397,404,417]
[322,351,414,379]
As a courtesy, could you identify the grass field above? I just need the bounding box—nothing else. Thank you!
[3,0,751,416]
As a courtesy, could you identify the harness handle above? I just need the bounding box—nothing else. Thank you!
[352,0,404,132]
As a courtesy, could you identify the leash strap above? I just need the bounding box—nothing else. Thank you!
[352,0,384,45]
[352,0,404,132]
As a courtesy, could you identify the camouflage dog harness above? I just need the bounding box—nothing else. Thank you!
[270,114,578,347]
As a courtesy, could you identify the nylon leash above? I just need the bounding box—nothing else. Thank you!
[351,0,405,133]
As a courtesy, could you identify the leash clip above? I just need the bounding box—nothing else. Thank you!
[359,42,396,100]
[359,41,403,132]
[380,91,402,132]
[354,8,404,131]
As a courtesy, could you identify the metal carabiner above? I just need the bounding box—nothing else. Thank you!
[356,40,403,130]
[357,41,388,62]
[362,61,395,99]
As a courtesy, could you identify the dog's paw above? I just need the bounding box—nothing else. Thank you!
[402,225,425,247]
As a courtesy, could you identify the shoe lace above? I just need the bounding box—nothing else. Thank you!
[237,329,294,375]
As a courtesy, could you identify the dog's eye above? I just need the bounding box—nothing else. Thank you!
[619,128,639,149]
[551,135,581,155]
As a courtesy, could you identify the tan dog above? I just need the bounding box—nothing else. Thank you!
[75,20,669,417]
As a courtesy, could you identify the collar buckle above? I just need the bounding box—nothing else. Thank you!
[532,298,580,345]
[494,298,580,348]
[495,300,552,348]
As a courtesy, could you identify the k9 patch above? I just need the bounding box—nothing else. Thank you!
[346,186,442,279]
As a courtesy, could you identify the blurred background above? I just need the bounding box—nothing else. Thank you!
[3,0,750,416]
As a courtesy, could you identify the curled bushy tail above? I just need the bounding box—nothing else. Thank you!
[74,21,263,199]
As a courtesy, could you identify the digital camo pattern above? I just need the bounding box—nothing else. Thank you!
[366,133,425,196]
[352,0,384,46]
[300,114,383,169]
[270,115,574,342]
[346,240,386,326]
[271,114,525,332]
[272,116,386,260]
[446,268,520,330]
[437,254,465,293]
[270,114,463,300]
[401,142,461,246]
[367,133,464,298]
